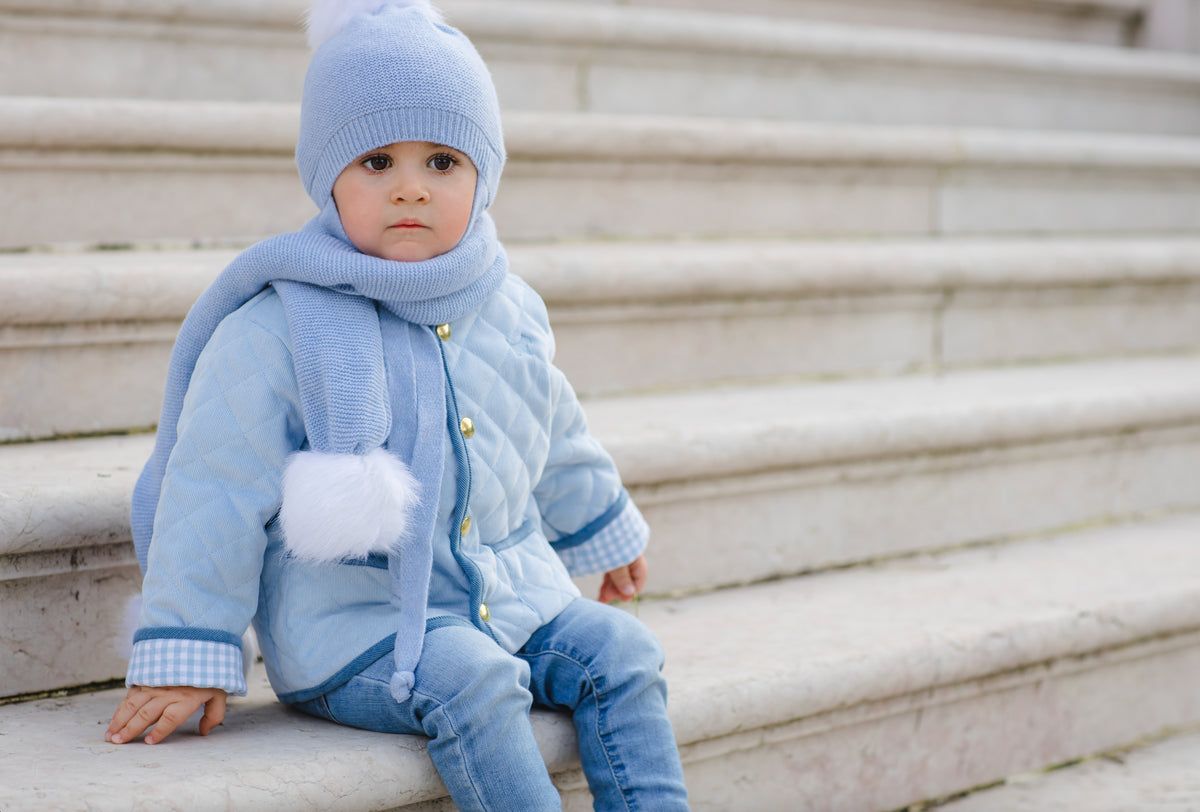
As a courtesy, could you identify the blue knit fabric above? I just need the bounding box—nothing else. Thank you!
[296,4,505,217]
[131,1,508,703]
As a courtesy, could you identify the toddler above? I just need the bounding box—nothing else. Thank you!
[105,1,690,809]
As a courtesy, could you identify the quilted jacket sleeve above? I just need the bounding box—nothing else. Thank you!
[126,294,304,696]
[533,352,649,578]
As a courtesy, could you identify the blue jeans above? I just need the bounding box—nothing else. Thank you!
[291,598,689,811]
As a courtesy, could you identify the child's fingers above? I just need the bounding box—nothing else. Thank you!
[107,686,216,745]
[107,688,171,744]
[605,566,637,601]
[142,694,208,745]
[198,692,227,737]
[597,573,616,603]
[107,686,156,740]
[628,555,648,593]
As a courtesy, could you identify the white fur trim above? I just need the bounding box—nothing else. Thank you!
[279,448,420,563]
[304,0,446,50]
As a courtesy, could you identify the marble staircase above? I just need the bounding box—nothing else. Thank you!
[2,1,1200,810]
[5,1,1200,131]
[7,97,1200,250]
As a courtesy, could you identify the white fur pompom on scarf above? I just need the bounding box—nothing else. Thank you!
[279,448,421,563]
[304,0,446,50]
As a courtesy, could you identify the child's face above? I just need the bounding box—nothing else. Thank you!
[331,141,478,262]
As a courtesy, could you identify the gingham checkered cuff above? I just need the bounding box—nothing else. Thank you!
[126,637,248,697]
[553,494,649,577]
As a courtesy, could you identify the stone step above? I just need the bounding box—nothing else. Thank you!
[5,237,1200,441]
[3,512,1200,810]
[937,725,1200,811]
[586,354,1200,596]
[5,99,1200,250]
[557,0,1152,48]
[456,2,1200,133]
[5,355,1200,696]
[4,1,1198,134]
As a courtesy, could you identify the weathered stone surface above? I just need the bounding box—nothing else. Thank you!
[4,514,1200,810]
[6,356,1200,695]
[556,0,1149,47]
[8,238,1200,439]
[0,556,140,697]
[940,727,1200,811]
[6,1,1193,132]
[5,99,1200,248]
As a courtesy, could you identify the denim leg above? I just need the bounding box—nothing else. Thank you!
[520,599,690,812]
[292,624,562,812]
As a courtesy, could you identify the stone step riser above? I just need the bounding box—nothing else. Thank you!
[938,722,1200,811]
[558,0,1150,48]
[6,1,1192,137]
[0,0,1152,60]
[2,548,139,700]
[0,7,306,104]
[675,633,1200,811]
[5,101,1200,250]
[631,421,1200,596]
[5,240,1200,441]
[578,356,1200,593]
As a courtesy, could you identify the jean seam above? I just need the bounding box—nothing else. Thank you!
[317,695,336,724]
[525,647,634,812]
[413,689,489,812]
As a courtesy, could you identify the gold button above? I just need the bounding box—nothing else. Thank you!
[460,417,475,439]
[478,603,491,623]
[460,516,472,536]
[436,323,451,341]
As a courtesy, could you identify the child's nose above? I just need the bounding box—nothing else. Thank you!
[391,169,429,203]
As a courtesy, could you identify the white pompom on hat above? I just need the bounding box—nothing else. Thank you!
[304,0,446,50]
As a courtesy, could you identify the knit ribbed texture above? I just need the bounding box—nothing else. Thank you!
[296,4,505,215]
[133,2,509,703]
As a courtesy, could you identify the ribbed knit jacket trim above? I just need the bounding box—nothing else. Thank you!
[131,198,507,701]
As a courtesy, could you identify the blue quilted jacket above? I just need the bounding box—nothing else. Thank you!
[126,275,648,702]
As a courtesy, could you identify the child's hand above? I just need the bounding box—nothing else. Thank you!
[598,554,648,604]
[106,685,227,745]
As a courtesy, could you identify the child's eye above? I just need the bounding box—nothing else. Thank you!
[428,154,457,172]
[362,154,392,172]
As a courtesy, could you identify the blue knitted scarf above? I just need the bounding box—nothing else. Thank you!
[131,198,507,700]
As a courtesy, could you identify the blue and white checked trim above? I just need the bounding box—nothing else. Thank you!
[126,638,248,697]
[554,497,649,577]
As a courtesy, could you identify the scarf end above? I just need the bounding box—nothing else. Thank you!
[390,670,416,703]
[279,448,419,563]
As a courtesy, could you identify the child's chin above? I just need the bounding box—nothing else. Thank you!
[383,245,440,263]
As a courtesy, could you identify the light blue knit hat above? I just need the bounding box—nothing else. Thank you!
[296,0,506,220]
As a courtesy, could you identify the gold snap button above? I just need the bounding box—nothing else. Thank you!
[436,324,451,341]
[460,516,472,536]
[478,603,491,623]
[460,417,475,438]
